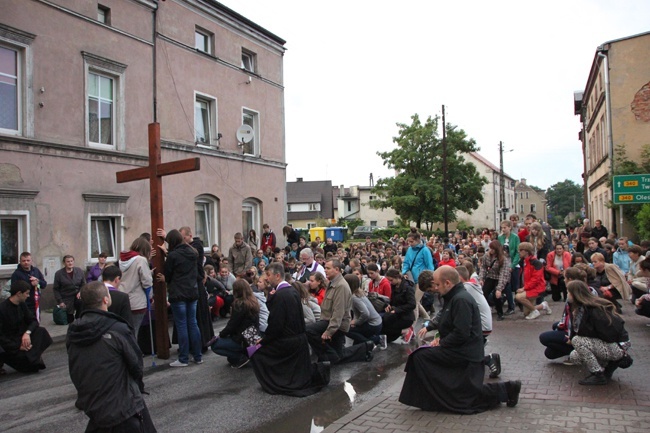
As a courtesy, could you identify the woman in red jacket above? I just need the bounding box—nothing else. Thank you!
[516,242,552,320]
[546,243,572,302]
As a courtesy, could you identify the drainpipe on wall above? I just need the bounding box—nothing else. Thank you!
[597,49,615,233]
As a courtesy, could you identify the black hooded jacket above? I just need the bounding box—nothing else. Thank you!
[66,309,145,428]
[164,242,199,303]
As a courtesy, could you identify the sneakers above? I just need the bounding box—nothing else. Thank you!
[488,353,501,378]
[193,359,204,365]
[496,315,504,321]
[170,360,189,367]
[579,372,607,386]
[525,309,541,320]
[505,380,522,407]
[542,301,552,315]
[378,334,388,350]
[562,358,576,366]
[365,341,375,362]
[504,309,515,316]
[403,326,414,344]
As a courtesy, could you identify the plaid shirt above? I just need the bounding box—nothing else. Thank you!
[479,255,511,292]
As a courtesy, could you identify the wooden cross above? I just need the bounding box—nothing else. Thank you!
[116,123,200,359]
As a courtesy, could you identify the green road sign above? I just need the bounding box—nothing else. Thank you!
[612,174,650,204]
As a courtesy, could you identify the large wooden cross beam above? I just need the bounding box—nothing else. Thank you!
[116,123,200,359]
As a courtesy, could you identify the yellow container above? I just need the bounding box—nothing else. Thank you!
[309,227,326,243]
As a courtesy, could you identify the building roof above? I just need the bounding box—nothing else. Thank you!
[206,1,286,45]
[286,180,334,220]
[469,152,515,180]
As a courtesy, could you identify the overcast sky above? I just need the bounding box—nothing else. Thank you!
[223,0,650,191]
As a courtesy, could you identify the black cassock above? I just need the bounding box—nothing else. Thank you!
[0,299,52,373]
[250,286,329,397]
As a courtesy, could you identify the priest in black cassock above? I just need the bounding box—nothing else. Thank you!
[250,262,329,397]
[0,280,52,373]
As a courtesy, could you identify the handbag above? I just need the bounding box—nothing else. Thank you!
[367,292,389,313]
[241,324,261,347]
[53,305,68,325]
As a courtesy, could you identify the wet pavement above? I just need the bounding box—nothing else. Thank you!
[3,300,649,432]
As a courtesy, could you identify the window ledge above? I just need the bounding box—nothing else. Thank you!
[0,188,39,199]
[82,193,129,203]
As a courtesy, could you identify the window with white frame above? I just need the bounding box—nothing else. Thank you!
[309,203,321,211]
[0,25,35,136]
[195,195,219,249]
[242,199,260,238]
[83,52,126,149]
[195,27,212,54]
[90,216,119,260]
[519,204,524,213]
[307,222,316,229]
[195,93,217,145]
[0,212,28,269]
[370,221,377,227]
[387,220,394,227]
[530,204,536,213]
[242,108,259,155]
[241,49,256,72]
[88,72,114,146]
[525,191,529,199]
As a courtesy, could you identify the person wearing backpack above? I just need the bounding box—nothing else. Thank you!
[566,280,632,386]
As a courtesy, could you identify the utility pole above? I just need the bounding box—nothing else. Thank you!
[499,141,506,225]
[442,105,448,236]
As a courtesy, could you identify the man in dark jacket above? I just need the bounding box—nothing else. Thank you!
[399,266,521,414]
[67,281,156,432]
[10,252,47,318]
[101,265,133,326]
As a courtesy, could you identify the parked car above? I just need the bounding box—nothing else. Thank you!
[352,226,381,239]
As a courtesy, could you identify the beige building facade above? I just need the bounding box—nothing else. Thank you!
[514,179,548,223]
[575,31,650,237]
[0,0,286,284]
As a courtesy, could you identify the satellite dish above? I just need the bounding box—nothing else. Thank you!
[236,124,254,144]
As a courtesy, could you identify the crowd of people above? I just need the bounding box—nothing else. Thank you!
[1,214,647,426]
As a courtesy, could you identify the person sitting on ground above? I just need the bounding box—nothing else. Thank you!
[250,262,330,397]
[626,245,645,288]
[515,242,552,320]
[345,274,384,348]
[438,249,457,267]
[399,266,522,413]
[590,252,631,313]
[612,237,632,275]
[584,237,606,263]
[478,241,511,321]
[381,268,416,343]
[292,281,320,324]
[526,222,551,263]
[366,263,391,298]
[294,248,326,283]
[0,281,53,374]
[538,267,591,363]
[565,280,631,385]
[306,271,327,306]
[210,279,260,368]
[305,259,374,364]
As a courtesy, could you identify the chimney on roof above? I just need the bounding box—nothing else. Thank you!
[297,177,303,182]
[520,178,527,185]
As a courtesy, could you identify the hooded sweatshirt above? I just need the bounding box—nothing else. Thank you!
[118,252,153,311]
[164,243,199,303]
[67,309,144,428]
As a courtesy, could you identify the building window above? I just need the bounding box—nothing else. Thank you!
[287,204,292,212]
[241,49,256,72]
[307,222,316,229]
[89,216,119,261]
[0,212,28,269]
[88,72,114,146]
[370,221,377,227]
[347,202,351,212]
[83,52,126,149]
[525,192,529,199]
[195,94,217,145]
[195,27,212,54]
[387,220,394,227]
[530,204,536,213]
[519,204,524,213]
[242,108,259,155]
[242,199,260,240]
[309,203,321,211]
[0,45,19,133]
[98,5,111,24]
[195,195,219,250]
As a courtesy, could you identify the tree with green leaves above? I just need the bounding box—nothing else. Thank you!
[370,114,487,229]
[545,179,583,228]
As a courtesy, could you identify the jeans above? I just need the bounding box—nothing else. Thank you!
[211,336,246,365]
[504,267,520,311]
[171,300,202,364]
[346,322,383,345]
[482,278,504,317]
[538,330,572,359]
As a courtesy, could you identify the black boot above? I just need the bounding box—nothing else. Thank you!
[579,371,607,386]
[604,360,619,379]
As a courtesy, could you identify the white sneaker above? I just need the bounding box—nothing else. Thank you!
[378,334,388,350]
[542,301,552,315]
[525,309,541,320]
[170,360,188,367]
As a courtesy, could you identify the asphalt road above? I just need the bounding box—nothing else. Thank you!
[0,332,412,433]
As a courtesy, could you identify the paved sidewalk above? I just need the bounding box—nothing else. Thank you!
[324,302,650,433]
